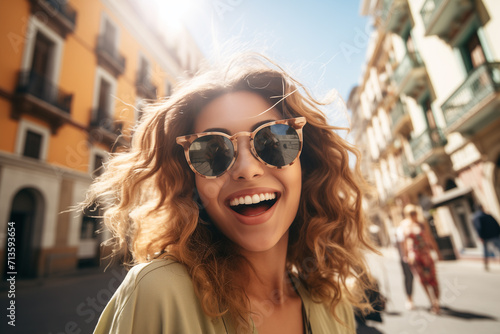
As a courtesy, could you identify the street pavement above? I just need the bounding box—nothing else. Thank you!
[362,248,500,334]
[1,249,499,334]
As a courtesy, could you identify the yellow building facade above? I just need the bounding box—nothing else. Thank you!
[0,0,203,277]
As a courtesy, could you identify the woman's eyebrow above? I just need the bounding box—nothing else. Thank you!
[202,119,277,134]
[201,127,230,134]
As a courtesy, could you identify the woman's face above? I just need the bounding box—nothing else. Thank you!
[194,91,302,253]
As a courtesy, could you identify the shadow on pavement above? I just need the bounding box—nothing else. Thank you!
[356,322,384,334]
[439,306,497,320]
[383,310,402,316]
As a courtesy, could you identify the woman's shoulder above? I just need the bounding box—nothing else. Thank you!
[119,258,193,298]
[128,258,189,282]
[95,260,228,333]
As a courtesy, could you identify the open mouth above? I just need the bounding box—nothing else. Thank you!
[228,192,279,217]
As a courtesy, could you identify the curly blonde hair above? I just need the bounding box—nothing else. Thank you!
[82,53,376,331]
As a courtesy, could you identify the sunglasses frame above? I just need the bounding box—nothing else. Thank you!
[176,117,307,179]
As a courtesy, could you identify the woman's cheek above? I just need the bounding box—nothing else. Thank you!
[195,176,225,209]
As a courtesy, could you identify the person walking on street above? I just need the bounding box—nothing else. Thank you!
[401,204,440,314]
[473,204,500,271]
[396,224,414,310]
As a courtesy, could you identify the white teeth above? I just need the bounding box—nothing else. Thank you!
[229,192,277,207]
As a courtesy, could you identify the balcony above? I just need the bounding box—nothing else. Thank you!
[29,0,77,37]
[135,76,157,100]
[392,52,427,98]
[401,153,423,179]
[390,101,412,135]
[381,0,409,34]
[410,127,447,164]
[420,0,474,42]
[441,62,500,135]
[89,109,127,147]
[95,35,126,77]
[13,70,73,133]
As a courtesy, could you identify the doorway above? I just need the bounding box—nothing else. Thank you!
[3,188,44,278]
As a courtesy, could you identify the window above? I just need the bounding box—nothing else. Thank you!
[21,16,64,85]
[80,215,99,239]
[23,130,43,159]
[138,57,150,85]
[92,67,117,128]
[97,78,112,117]
[102,18,117,51]
[31,32,55,77]
[135,98,146,123]
[165,81,172,97]
[16,120,50,160]
[460,30,486,73]
[92,154,105,177]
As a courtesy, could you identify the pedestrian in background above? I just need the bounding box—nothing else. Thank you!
[81,53,377,333]
[473,204,500,271]
[401,204,440,314]
[396,223,414,310]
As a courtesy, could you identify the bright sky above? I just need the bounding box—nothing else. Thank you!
[156,0,371,125]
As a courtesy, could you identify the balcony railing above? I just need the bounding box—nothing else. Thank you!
[420,0,444,29]
[410,127,447,162]
[441,62,500,132]
[393,52,424,88]
[381,0,408,33]
[90,108,115,133]
[89,109,127,147]
[30,0,77,35]
[16,70,73,113]
[401,153,422,178]
[390,102,405,127]
[420,0,473,41]
[135,76,157,100]
[96,35,126,76]
[44,0,77,25]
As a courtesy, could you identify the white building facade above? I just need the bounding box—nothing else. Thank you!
[349,0,500,259]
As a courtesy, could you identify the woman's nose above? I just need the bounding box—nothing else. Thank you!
[229,139,264,180]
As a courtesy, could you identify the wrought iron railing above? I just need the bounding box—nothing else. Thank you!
[16,70,73,113]
[380,0,393,21]
[420,0,444,29]
[393,51,423,87]
[441,62,500,128]
[91,108,114,132]
[135,75,157,99]
[90,109,123,137]
[96,35,126,72]
[43,0,77,25]
[390,101,406,128]
[401,153,422,178]
[410,127,447,162]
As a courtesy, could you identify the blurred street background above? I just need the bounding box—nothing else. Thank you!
[1,0,500,333]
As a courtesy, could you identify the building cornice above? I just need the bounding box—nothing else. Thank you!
[0,151,92,184]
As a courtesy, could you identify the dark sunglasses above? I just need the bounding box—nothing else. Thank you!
[176,117,306,178]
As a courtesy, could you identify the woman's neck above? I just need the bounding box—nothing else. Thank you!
[239,232,296,305]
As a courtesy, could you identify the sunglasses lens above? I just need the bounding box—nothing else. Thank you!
[189,135,234,177]
[254,124,300,167]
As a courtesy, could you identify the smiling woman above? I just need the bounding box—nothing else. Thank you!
[82,53,377,334]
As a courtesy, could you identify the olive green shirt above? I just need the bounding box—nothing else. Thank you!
[93,259,355,333]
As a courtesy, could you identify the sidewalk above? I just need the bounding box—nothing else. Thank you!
[363,248,500,334]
